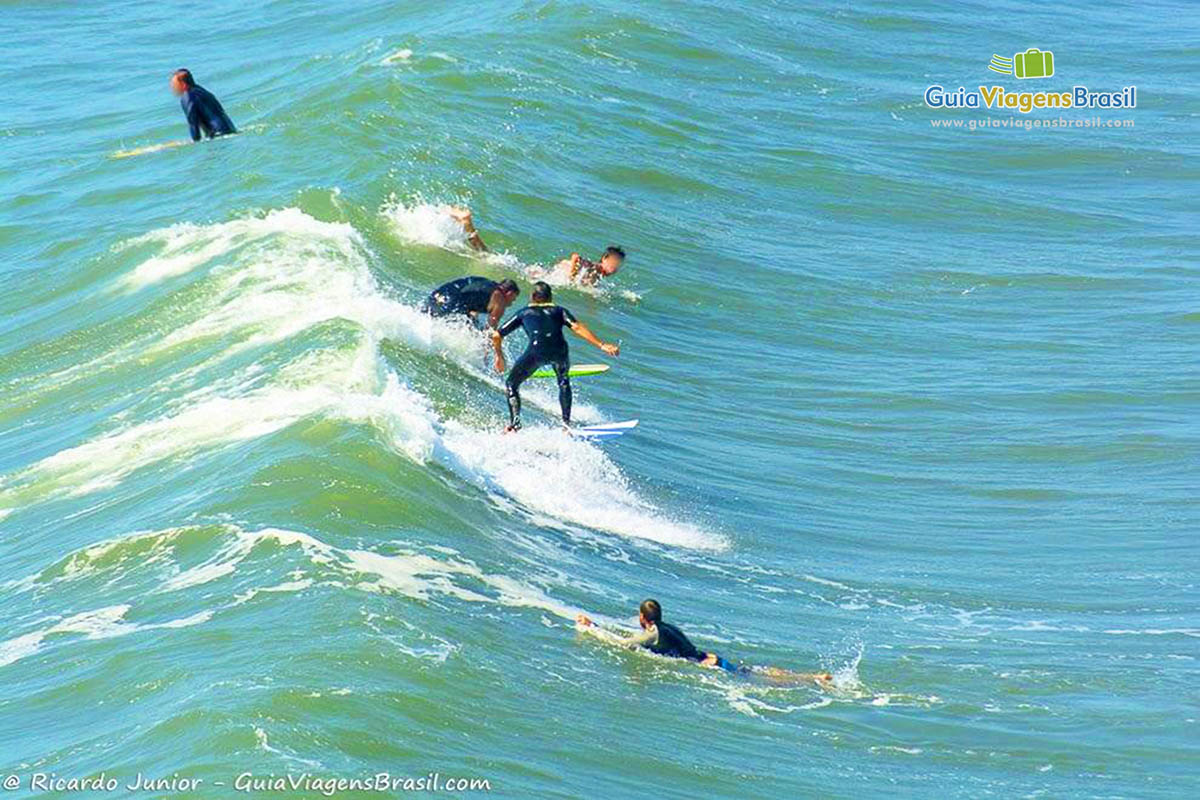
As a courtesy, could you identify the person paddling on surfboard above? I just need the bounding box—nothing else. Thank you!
[560,246,625,287]
[421,276,520,330]
[170,69,236,142]
[576,599,833,685]
[446,207,626,287]
[491,281,619,431]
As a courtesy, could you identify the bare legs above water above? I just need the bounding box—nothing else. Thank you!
[448,206,489,252]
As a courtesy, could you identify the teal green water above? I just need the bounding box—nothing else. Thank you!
[2,2,1198,797]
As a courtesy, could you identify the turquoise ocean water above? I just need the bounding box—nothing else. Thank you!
[1,1,1197,797]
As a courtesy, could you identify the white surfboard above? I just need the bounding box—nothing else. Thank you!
[571,419,638,440]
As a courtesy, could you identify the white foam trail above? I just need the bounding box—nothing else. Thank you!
[0,345,438,511]
[0,631,44,668]
[120,208,482,369]
[380,48,413,65]
[379,199,640,302]
[13,208,470,422]
[436,421,725,551]
[115,208,358,292]
[1102,628,1200,638]
[254,727,323,768]
[381,199,476,251]
[0,605,210,668]
[235,527,580,616]
[0,522,585,671]
[3,208,706,550]
[524,258,642,303]
[379,199,526,270]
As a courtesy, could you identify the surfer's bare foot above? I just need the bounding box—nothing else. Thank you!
[503,425,519,434]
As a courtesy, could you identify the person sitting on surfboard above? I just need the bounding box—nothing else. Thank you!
[421,276,520,330]
[170,69,236,142]
[577,599,833,685]
[446,207,626,286]
[491,281,619,431]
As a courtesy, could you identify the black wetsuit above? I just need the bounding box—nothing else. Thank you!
[649,622,702,660]
[422,276,499,318]
[180,85,236,142]
[497,303,576,428]
[650,621,746,674]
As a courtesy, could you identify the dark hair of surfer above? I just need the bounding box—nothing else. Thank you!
[532,281,552,303]
[639,599,662,623]
[498,278,520,295]
[173,68,195,87]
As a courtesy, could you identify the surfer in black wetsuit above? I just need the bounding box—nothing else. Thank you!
[577,599,833,685]
[170,69,236,142]
[421,277,520,329]
[491,281,619,431]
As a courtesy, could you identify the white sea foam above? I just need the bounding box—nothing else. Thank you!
[115,208,359,292]
[436,421,725,551]
[1,208,711,550]
[381,199,477,251]
[0,346,414,509]
[0,604,210,668]
[380,48,413,65]
[379,199,639,302]
[0,520,595,672]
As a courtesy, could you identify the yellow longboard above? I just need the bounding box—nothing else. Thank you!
[111,140,190,159]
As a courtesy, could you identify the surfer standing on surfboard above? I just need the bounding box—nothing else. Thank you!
[170,69,236,142]
[577,599,833,685]
[491,281,619,431]
[446,207,627,287]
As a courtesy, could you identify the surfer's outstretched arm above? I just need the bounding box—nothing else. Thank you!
[576,614,655,650]
[568,321,619,356]
[448,207,489,252]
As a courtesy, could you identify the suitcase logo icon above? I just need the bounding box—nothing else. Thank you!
[988,49,1055,79]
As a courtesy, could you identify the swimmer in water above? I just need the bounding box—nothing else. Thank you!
[560,246,625,287]
[577,599,833,685]
[491,281,619,431]
[447,207,626,286]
